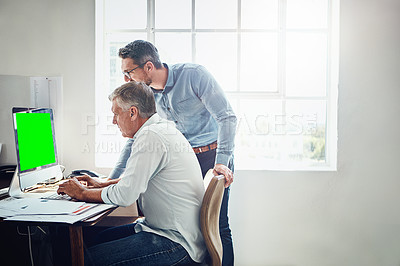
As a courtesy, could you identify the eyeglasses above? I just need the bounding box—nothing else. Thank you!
[122,62,147,80]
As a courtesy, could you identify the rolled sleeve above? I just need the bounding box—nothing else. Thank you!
[215,153,231,167]
[101,186,113,204]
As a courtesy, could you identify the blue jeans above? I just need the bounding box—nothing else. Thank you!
[196,149,234,266]
[85,224,196,266]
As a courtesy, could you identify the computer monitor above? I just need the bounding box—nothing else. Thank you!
[11,107,62,192]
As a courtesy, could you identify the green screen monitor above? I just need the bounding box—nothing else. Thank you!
[12,107,61,191]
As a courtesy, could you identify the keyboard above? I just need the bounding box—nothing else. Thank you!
[42,192,72,201]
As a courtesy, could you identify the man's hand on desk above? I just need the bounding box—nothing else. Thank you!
[213,164,233,188]
[74,174,117,188]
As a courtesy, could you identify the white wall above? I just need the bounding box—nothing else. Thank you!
[230,1,400,265]
[0,0,102,174]
[0,75,29,164]
[1,0,400,265]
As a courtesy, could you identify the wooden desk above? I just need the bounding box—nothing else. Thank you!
[0,202,140,266]
[69,203,140,266]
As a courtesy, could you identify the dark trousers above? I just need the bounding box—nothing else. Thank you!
[196,149,234,266]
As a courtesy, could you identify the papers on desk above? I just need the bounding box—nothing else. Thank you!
[0,197,115,224]
[0,198,85,215]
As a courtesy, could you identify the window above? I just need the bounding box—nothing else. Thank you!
[95,0,339,170]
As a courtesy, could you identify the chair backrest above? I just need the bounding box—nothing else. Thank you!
[200,169,225,266]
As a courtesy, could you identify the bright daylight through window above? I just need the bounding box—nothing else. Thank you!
[95,0,339,170]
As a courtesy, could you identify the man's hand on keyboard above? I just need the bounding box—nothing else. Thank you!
[57,177,86,201]
[58,175,121,202]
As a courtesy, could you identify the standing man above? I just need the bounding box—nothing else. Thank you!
[58,81,206,265]
[117,40,237,265]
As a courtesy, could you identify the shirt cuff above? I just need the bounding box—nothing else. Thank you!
[215,153,231,167]
[101,186,112,204]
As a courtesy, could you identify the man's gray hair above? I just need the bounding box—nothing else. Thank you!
[109,81,156,118]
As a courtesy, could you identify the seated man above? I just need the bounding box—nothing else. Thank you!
[57,81,206,265]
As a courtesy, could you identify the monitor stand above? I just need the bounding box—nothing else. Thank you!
[8,169,24,198]
[8,166,63,198]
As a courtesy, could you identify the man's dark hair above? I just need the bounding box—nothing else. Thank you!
[118,40,163,69]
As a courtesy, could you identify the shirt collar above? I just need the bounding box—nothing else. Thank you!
[132,113,162,140]
[151,63,174,94]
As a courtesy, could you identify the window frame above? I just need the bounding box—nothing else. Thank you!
[95,0,339,171]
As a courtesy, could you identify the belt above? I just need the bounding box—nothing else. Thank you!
[193,141,217,154]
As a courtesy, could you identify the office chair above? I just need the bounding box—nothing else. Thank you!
[200,169,225,266]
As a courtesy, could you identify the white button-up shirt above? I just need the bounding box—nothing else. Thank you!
[101,113,206,262]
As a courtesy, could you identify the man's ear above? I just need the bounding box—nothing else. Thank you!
[145,61,154,72]
[130,106,138,119]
